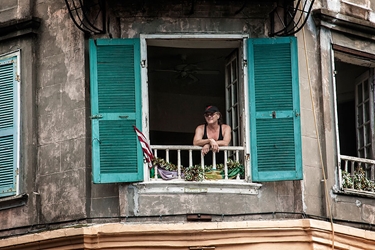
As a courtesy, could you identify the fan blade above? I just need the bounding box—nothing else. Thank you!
[194,70,220,75]
[175,64,190,71]
[188,74,199,82]
[152,69,179,73]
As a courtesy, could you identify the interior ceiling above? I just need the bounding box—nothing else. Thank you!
[147,46,233,97]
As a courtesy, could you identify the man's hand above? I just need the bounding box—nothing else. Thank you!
[209,139,219,152]
[201,144,210,155]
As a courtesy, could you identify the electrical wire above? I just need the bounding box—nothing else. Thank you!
[1,211,373,240]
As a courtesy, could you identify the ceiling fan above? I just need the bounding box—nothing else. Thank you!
[151,55,220,83]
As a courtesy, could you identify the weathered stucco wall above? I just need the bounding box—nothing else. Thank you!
[33,0,121,222]
[2,0,375,240]
[0,0,313,235]
[0,0,39,235]
[99,1,308,218]
[313,0,375,224]
[33,1,90,222]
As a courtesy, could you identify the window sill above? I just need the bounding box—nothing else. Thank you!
[134,180,262,195]
[334,187,375,198]
[0,193,28,211]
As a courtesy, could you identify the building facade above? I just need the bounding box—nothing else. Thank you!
[0,0,375,249]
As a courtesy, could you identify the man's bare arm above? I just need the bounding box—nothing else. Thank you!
[193,125,212,146]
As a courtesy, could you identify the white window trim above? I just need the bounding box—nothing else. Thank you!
[138,34,255,192]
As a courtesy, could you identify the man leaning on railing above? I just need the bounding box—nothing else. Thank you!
[193,105,231,166]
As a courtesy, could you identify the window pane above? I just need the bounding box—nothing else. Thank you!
[357,83,362,102]
[359,149,365,158]
[227,85,232,107]
[358,126,364,147]
[233,82,237,104]
[231,60,237,81]
[226,64,231,85]
[227,109,232,127]
[364,79,369,99]
[365,146,371,159]
[365,124,371,144]
[232,132,237,146]
[357,105,363,125]
[233,105,238,129]
[364,101,369,122]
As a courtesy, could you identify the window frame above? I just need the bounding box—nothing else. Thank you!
[140,34,251,182]
[355,71,373,159]
[89,35,302,185]
[332,46,375,192]
[0,50,21,197]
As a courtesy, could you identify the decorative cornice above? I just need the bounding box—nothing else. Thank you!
[312,8,375,40]
[1,219,375,249]
[0,17,41,41]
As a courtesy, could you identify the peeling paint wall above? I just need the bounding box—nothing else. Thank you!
[0,0,309,234]
[1,0,375,240]
[313,0,375,224]
[33,1,89,222]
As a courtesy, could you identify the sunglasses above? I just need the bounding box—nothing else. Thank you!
[204,113,217,117]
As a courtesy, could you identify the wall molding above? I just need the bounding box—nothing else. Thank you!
[1,219,375,249]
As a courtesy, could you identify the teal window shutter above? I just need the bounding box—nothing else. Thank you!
[0,55,18,197]
[89,39,143,183]
[248,37,302,182]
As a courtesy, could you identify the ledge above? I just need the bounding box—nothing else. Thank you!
[0,16,41,41]
[312,8,375,40]
[1,219,375,249]
[0,193,28,211]
[334,188,375,199]
[134,180,262,195]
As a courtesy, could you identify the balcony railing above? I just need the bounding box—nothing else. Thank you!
[340,155,375,181]
[340,155,375,193]
[150,145,247,182]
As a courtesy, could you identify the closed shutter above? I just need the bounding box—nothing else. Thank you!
[89,39,143,183]
[0,56,18,196]
[248,37,302,182]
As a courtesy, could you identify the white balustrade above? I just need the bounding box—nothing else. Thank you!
[150,145,246,181]
[340,155,375,181]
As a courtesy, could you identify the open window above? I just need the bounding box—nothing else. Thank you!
[89,36,302,184]
[334,47,375,190]
[146,38,244,171]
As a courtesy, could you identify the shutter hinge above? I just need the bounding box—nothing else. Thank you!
[90,114,103,119]
[16,168,19,175]
[243,59,248,68]
[16,74,20,82]
[141,60,146,68]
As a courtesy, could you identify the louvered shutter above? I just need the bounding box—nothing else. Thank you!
[0,56,18,196]
[248,37,302,182]
[89,39,143,183]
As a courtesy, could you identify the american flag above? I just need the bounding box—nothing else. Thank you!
[133,126,154,168]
